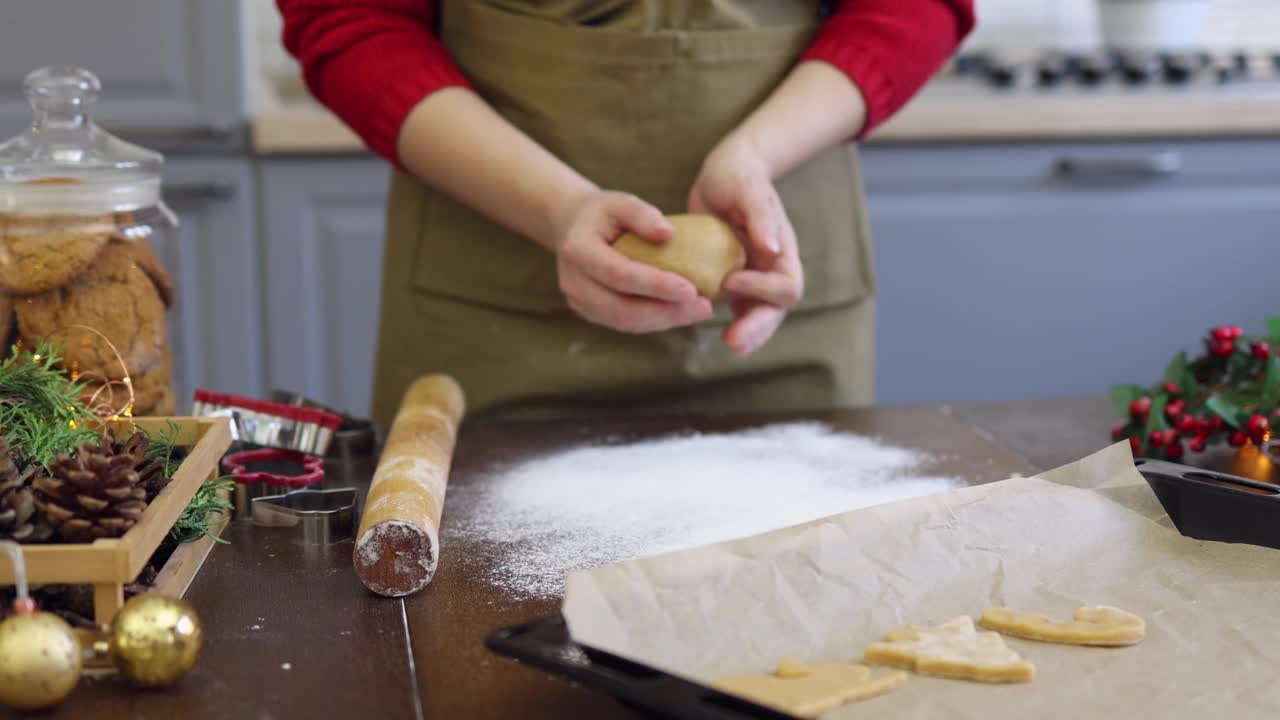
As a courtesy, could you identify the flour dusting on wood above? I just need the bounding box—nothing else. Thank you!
[446,422,962,598]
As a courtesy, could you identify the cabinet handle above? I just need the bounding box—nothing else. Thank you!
[164,180,237,201]
[1052,151,1183,182]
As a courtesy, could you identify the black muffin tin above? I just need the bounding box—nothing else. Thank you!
[1135,459,1280,550]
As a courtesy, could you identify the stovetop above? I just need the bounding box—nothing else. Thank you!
[939,49,1280,94]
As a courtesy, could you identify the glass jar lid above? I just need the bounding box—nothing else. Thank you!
[0,67,164,214]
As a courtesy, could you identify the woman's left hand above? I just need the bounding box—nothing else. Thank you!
[687,135,804,357]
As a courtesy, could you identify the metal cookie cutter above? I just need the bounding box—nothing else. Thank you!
[250,488,358,545]
[223,448,326,519]
[270,389,379,462]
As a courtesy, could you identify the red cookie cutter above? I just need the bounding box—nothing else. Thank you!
[223,448,325,518]
[224,448,325,487]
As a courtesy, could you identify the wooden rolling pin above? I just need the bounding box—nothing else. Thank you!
[354,374,465,597]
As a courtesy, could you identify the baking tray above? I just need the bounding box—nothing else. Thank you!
[490,462,1280,718]
[486,614,799,719]
[1134,458,1280,550]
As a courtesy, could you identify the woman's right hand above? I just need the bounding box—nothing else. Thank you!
[549,190,713,334]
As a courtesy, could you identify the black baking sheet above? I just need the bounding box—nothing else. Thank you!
[488,460,1279,719]
[487,614,801,719]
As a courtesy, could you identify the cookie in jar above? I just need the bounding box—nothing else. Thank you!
[0,67,179,417]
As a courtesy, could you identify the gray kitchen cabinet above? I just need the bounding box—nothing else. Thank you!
[259,159,391,419]
[0,0,245,150]
[159,157,264,413]
[860,139,1280,406]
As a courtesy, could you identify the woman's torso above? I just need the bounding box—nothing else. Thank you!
[370,0,875,422]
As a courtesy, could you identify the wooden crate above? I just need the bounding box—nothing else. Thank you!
[0,417,232,624]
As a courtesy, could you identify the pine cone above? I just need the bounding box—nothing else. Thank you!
[0,437,54,542]
[117,430,170,501]
[33,435,148,542]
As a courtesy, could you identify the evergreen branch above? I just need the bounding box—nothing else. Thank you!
[0,341,99,468]
[137,419,183,478]
[167,476,235,545]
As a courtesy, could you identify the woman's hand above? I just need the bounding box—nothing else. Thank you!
[688,135,804,357]
[550,190,714,334]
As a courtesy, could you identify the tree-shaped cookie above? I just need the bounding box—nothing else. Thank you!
[712,661,907,718]
[863,616,1034,683]
[979,606,1145,647]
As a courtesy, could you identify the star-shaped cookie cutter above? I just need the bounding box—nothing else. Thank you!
[250,487,358,545]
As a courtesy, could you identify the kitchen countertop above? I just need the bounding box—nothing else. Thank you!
[30,396,1170,720]
[251,85,1280,154]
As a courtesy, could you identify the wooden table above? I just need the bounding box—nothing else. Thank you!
[21,397,1129,720]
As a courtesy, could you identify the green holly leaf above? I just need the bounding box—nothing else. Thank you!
[1205,395,1244,430]
[1110,384,1145,417]
[1226,351,1252,379]
[1265,316,1280,343]
[1163,352,1187,385]
[1183,375,1203,397]
[1220,389,1257,407]
[1260,357,1280,411]
[1144,395,1169,436]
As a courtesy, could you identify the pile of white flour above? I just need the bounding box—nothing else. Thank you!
[446,422,960,598]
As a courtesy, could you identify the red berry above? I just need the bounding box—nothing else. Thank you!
[1227,325,1244,340]
[1210,416,1225,431]
[1175,414,1196,435]
[1229,430,1248,447]
[1129,397,1152,417]
[1253,341,1272,360]
[1195,418,1212,435]
[1210,340,1236,358]
[1162,381,1180,396]
[1247,414,1269,438]
[1129,435,1142,457]
[1165,399,1186,418]
[1211,326,1233,342]
[1190,436,1208,453]
[1110,425,1126,441]
[1148,431,1166,448]
[1166,441,1184,460]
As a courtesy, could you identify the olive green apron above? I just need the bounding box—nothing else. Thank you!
[371,0,877,426]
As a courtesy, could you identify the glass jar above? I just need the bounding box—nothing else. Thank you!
[0,67,177,417]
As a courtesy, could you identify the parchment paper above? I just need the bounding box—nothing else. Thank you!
[562,442,1280,718]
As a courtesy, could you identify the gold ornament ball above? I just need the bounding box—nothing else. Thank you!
[0,611,83,711]
[109,595,203,687]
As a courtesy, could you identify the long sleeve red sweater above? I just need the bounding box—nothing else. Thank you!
[278,0,974,164]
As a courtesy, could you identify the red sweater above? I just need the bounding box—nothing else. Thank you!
[278,0,974,164]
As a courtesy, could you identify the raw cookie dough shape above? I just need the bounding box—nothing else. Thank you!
[612,213,746,299]
[774,658,811,678]
[979,606,1146,647]
[712,661,907,719]
[864,615,1035,684]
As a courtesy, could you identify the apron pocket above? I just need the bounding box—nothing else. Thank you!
[407,186,570,315]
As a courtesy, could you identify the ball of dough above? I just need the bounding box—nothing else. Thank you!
[612,214,746,299]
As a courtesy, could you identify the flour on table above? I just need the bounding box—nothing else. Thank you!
[447,422,961,598]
